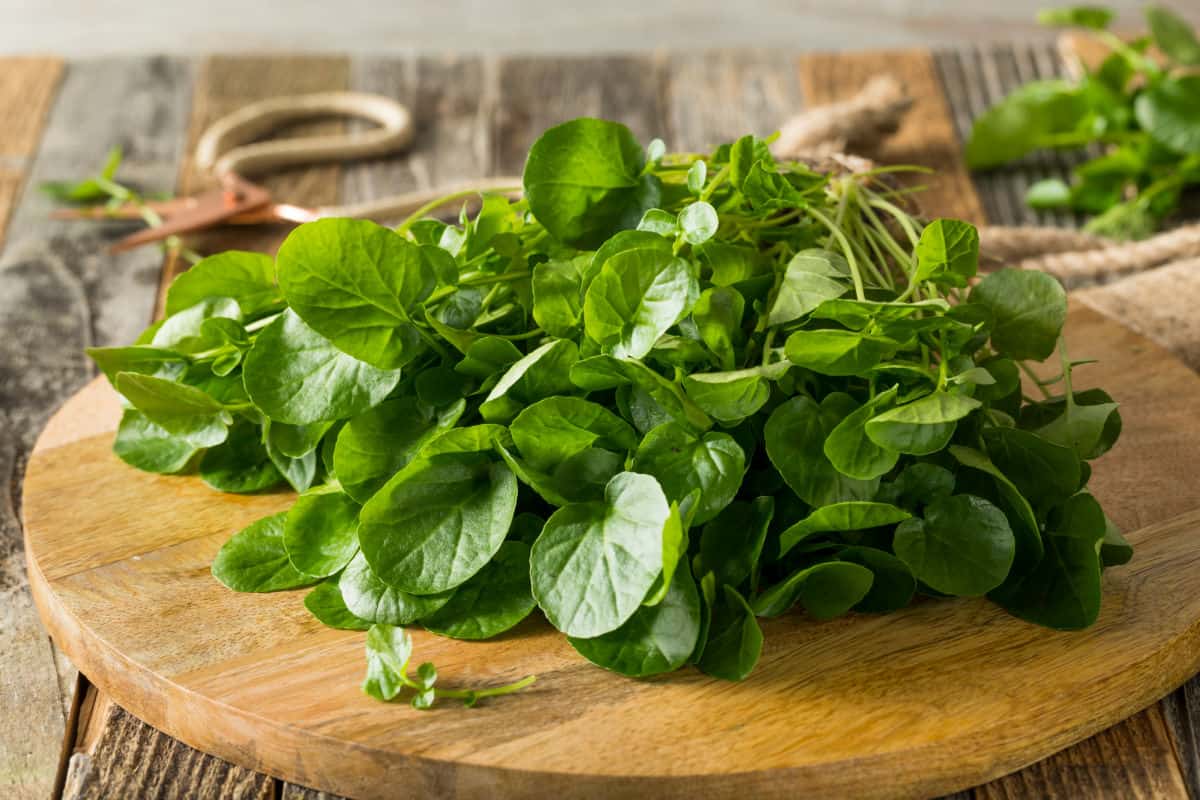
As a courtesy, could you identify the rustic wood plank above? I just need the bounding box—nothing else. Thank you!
[798,48,986,225]
[665,50,802,153]
[492,54,669,176]
[157,55,350,307]
[0,56,192,800]
[0,57,63,247]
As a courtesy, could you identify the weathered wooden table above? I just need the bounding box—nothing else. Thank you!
[2,46,1198,799]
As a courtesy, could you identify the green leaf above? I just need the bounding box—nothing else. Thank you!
[304,578,371,631]
[359,453,518,594]
[970,269,1068,361]
[583,247,698,359]
[199,422,282,493]
[570,355,712,432]
[678,201,719,244]
[530,472,669,637]
[784,329,895,376]
[340,552,454,624]
[632,422,745,524]
[211,512,317,593]
[914,218,979,286]
[283,488,360,578]
[1147,5,1200,65]
[687,160,707,194]
[779,501,912,558]
[990,492,1107,629]
[767,249,849,327]
[893,494,1016,596]
[423,541,536,639]
[697,496,774,590]
[569,562,701,677]
[682,370,771,425]
[865,391,981,455]
[981,426,1081,511]
[1134,76,1200,155]
[267,420,332,459]
[165,251,279,316]
[334,397,464,504]
[949,445,1044,570]
[699,242,770,287]
[1026,178,1073,209]
[693,286,744,371]
[510,396,637,472]
[532,254,592,337]
[965,81,1087,169]
[87,346,186,384]
[697,585,762,681]
[638,208,678,236]
[362,624,411,701]
[242,309,402,425]
[1037,5,1114,29]
[523,118,662,247]
[479,339,578,423]
[752,561,874,618]
[111,409,198,474]
[277,218,436,369]
[114,372,230,448]
[1019,389,1122,458]
[823,387,901,480]
[837,546,916,613]
[764,396,879,507]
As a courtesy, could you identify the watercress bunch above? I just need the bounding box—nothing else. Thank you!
[91,116,1128,706]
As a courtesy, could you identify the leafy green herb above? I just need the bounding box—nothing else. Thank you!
[96,115,1127,703]
[967,5,1200,237]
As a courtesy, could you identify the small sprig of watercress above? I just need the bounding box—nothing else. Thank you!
[966,4,1200,239]
[91,116,1128,703]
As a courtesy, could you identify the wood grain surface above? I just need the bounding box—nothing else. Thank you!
[6,44,1200,799]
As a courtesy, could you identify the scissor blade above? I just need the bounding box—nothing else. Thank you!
[107,184,270,253]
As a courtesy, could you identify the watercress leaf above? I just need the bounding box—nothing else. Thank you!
[823,386,901,480]
[480,338,579,423]
[523,117,662,247]
[699,241,770,287]
[283,487,360,578]
[359,453,518,594]
[697,585,763,681]
[1037,5,1114,29]
[637,208,678,236]
[304,578,371,631]
[693,286,744,371]
[990,492,1107,629]
[632,422,746,524]
[267,420,333,459]
[151,297,242,354]
[165,250,278,316]
[277,218,436,369]
[1034,399,1121,460]
[784,329,896,376]
[584,247,698,359]
[421,424,508,457]
[752,561,874,619]
[455,335,523,380]
[893,494,1016,596]
[981,426,1081,511]
[199,422,282,493]
[362,623,412,701]
[1018,388,1122,459]
[569,561,701,677]
[1135,76,1200,155]
[1026,178,1073,209]
[532,254,591,338]
[530,471,669,637]
[914,218,979,286]
[112,409,199,474]
[570,355,712,432]
[949,445,1045,571]
[837,546,917,613]
[965,81,1087,169]
[87,345,186,384]
[865,391,981,455]
[778,501,912,558]
[114,372,230,448]
[882,462,956,510]
[265,437,319,494]
[334,397,464,504]
[510,396,637,472]
[970,268,1067,361]
[697,496,775,590]
[1101,515,1133,566]
[642,500,690,606]
[340,551,454,624]
[764,396,879,507]
[682,370,771,425]
[767,249,849,327]
[422,541,536,640]
[678,201,719,245]
[211,512,317,593]
[1146,5,1200,66]
[242,309,403,425]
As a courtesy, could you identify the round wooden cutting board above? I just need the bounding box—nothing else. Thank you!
[22,302,1200,800]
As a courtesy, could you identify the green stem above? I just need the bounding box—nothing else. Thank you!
[435,674,537,700]
[1018,360,1053,400]
[700,164,731,202]
[808,207,866,301]
[395,187,520,237]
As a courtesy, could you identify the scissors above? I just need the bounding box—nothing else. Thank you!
[55,91,522,252]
